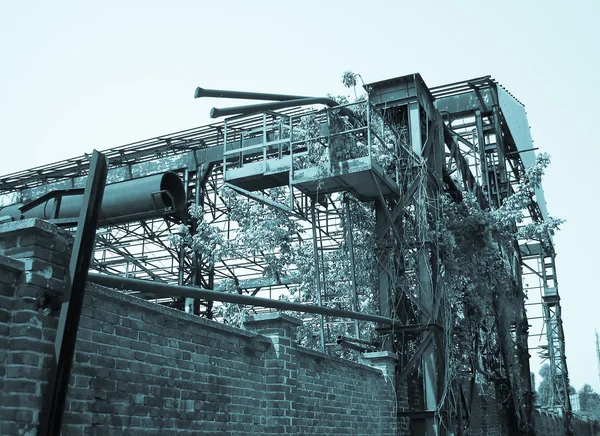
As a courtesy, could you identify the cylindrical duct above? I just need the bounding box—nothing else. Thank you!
[210,97,352,119]
[194,86,309,101]
[0,172,187,226]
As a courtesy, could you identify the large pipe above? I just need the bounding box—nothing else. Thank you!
[194,86,309,102]
[86,272,396,326]
[210,97,353,119]
[0,172,187,226]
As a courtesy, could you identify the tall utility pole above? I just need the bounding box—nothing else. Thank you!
[595,329,600,384]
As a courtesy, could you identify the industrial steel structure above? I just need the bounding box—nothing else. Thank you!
[0,73,571,435]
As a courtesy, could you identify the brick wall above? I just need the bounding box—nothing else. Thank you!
[533,410,600,436]
[533,409,564,435]
[0,219,70,435]
[0,219,398,435]
[461,381,508,436]
[295,348,397,434]
[571,414,600,435]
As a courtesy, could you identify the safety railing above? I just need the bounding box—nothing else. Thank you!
[222,99,417,189]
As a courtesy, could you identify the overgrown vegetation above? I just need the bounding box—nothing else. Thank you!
[171,72,565,428]
[437,152,564,431]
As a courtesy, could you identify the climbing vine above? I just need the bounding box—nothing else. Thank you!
[170,74,565,430]
[436,152,564,432]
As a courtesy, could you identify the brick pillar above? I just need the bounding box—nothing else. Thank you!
[360,351,398,378]
[360,351,400,432]
[0,254,25,433]
[0,219,72,435]
[244,313,302,434]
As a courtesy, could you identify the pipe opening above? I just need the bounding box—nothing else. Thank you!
[160,172,187,217]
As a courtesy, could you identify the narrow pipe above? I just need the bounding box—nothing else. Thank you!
[210,97,354,119]
[194,86,309,101]
[86,272,395,326]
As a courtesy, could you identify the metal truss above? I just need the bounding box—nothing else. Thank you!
[0,74,570,435]
[432,77,570,434]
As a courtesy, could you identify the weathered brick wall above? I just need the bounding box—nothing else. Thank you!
[295,348,397,434]
[0,254,27,426]
[533,410,564,435]
[571,414,600,435]
[0,220,70,435]
[533,410,600,436]
[0,219,398,435]
[12,218,598,435]
[466,381,508,436]
[69,287,273,434]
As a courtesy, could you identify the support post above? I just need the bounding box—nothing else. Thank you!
[375,200,392,353]
[410,99,439,436]
[474,109,491,205]
[38,150,108,436]
[344,197,360,338]
[310,201,325,352]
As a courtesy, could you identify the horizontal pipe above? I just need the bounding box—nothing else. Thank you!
[86,273,395,326]
[0,172,187,225]
[210,97,353,119]
[194,86,309,102]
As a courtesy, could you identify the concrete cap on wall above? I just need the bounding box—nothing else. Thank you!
[360,351,399,377]
[243,312,303,339]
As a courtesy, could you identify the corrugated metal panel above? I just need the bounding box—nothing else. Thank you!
[497,86,550,222]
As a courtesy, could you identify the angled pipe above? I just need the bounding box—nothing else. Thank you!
[87,272,396,326]
[194,86,309,101]
[210,97,354,119]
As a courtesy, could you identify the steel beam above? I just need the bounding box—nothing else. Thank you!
[38,150,108,436]
[344,197,360,338]
[310,202,326,352]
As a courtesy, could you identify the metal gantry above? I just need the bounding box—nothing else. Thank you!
[0,73,570,435]
[432,76,571,433]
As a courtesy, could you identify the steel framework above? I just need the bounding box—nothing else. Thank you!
[0,73,571,435]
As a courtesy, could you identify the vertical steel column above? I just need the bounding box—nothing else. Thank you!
[311,201,326,352]
[492,105,508,186]
[541,248,572,434]
[367,101,372,158]
[194,161,214,318]
[409,101,422,156]
[179,169,189,287]
[596,330,600,384]
[344,197,360,338]
[409,101,439,436]
[222,120,228,180]
[262,113,267,172]
[289,115,294,209]
[375,201,392,322]
[474,110,491,205]
[38,150,108,436]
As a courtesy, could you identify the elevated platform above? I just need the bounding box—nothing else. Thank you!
[224,156,292,191]
[292,156,399,201]
[224,156,400,201]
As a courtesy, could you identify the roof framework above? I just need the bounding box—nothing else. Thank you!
[0,74,571,435]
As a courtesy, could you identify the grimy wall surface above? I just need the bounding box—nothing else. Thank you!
[0,219,397,435]
[1,218,598,435]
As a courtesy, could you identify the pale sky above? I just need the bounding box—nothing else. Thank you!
[1,1,599,391]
